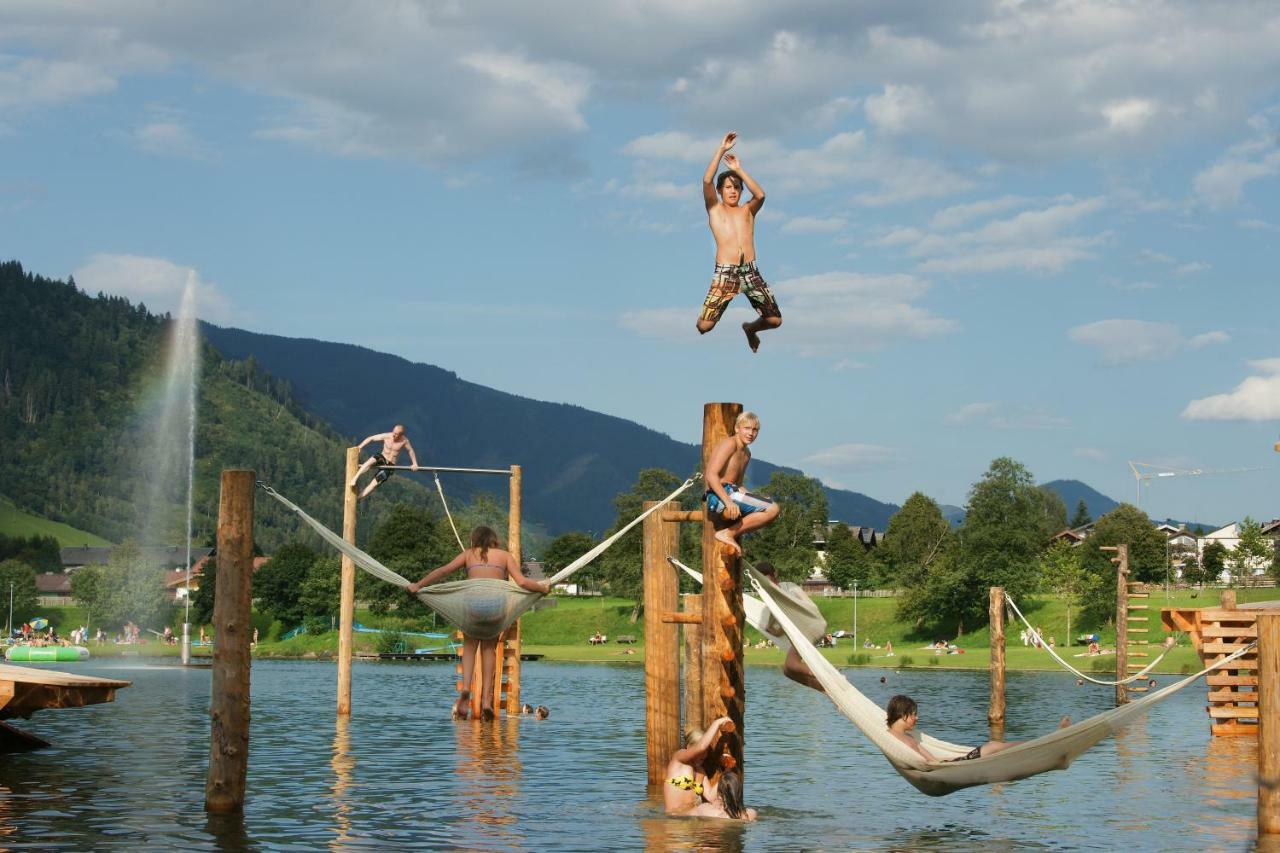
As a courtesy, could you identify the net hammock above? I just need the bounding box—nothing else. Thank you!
[740,559,1256,796]
[258,477,699,639]
[1002,591,1175,686]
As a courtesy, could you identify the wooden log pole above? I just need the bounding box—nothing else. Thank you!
[643,501,681,785]
[700,402,744,776]
[988,587,1006,725]
[1113,544,1130,706]
[501,464,524,715]
[1259,613,1280,834]
[682,593,704,738]
[206,469,255,814]
[337,447,358,716]
[1221,588,1238,611]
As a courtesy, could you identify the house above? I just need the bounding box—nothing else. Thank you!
[61,545,214,570]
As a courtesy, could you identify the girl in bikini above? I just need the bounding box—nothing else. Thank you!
[664,716,733,815]
[407,525,549,720]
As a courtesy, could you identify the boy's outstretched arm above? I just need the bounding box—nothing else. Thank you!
[358,432,388,450]
[723,153,765,213]
[703,132,736,210]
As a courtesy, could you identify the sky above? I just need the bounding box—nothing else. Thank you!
[3,1,1280,526]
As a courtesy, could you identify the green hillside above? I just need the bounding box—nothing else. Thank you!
[0,495,112,546]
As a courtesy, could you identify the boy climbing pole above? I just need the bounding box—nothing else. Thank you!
[705,410,779,555]
[697,132,781,352]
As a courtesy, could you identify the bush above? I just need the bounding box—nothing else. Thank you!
[375,629,405,654]
[928,657,938,665]
[898,655,915,667]
[266,620,284,642]
[847,653,871,666]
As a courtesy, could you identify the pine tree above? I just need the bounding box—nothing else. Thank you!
[1070,499,1092,529]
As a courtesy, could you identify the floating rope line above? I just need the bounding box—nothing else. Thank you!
[1003,591,1174,686]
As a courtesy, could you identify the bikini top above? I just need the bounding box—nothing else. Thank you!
[668,775,703,796]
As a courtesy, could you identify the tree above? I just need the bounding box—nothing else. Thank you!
[1079,504,1167,621]
[1233,516,1271,587]
[1181,549,1208,587]
[1033,487,1068,541]
[298,557,342,632]
[253,542,317,628]
[542,531,598,591]
[0,533,63,573]
[364,503,450,615]
[878,492,950,592]
[598,469,700,612]
[189,557,216,625]
[0,559,38,630]
[1040,540,1085,645]
[747,471,828,583]
[1070,499,1092,529]
[1201,541,1228,586]
[823,524,873,591]
[74,542,171,631]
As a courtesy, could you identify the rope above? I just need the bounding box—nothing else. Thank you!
[1003,591,1174,686]
[433,472,466,552]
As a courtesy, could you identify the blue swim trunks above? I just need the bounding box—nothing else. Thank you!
[705,483,774,515]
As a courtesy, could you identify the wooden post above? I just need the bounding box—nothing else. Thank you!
[700,402,744,776]
[988,587,1006,725]
[1259,613,1280,834]
[1221,588,1237,611]
[643,501,680,785]
[682,593,704,737]
[502,465,523,715]
[206,469,255,814]
[1113,544,1130,706]
[337,447,358,717]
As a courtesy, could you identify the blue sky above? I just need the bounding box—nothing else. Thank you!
[3,2,1280,525]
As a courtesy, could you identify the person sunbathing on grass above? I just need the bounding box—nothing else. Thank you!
[886,694,1070,762]
[704,410,778,556]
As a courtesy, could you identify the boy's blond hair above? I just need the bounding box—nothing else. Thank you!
[735,411,760,428]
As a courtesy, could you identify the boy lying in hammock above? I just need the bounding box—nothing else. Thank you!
[705,410,779,555]
[755,561,826,692]
[887,695,1070,761]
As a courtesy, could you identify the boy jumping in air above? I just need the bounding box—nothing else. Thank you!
[698,132,781,352]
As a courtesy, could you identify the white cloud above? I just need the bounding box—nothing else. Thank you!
[1074,447,1108,462]
[133,120,215,161]
[1068,319,1228,364]
[945,401,1068,429]
[929,195,1027,230]
[1102,97,1159,133]
[0,55,115,109]
[72,253,240,323]
[1174,261,1210,276]
[1194,113,1280,208]
[1238,218,1279,231]
[803,443,900,469]
[1182,358,1280,421]
[864,84,932,135]
[781,215,847,235]
[832,358,868,371]
[944,402,997,425]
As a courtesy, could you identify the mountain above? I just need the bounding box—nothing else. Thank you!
[1040,479,1217,531]
[201,324,901,534]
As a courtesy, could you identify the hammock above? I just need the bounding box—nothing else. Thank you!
[1002,591,1175,686]
[743,560,1257,796]
[666,557,827,651]
[258,478,699,639]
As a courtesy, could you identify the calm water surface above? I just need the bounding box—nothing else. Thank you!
[0,658,1261,851]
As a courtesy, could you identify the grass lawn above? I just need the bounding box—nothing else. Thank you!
[0,496,112,547]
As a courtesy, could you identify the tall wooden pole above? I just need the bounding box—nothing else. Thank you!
[337,447,358,716]
[502,465,523,714]
[682,593,704,737]
[1259,613,1280,834]
[700,402,744,776]
[1113,544,1130,706]
[206,469,255,814]
[643,501,680,785]
[1221,588,1237,611]
[988,587,1006,725]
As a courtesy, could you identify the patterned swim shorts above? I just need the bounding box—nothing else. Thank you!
[699,261,781,325]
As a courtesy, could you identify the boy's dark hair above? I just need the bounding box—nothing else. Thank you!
[755,561,777,578]
[886,694,917,727]
[719,770,746,819]
[716,170,743,191]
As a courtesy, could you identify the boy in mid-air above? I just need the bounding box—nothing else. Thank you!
[349,424,419,500]
[704,411,779,555]
[698,132,781,352]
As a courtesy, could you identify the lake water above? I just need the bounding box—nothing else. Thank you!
[0,658,1262,851]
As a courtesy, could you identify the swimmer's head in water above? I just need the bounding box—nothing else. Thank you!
[535,705,549,720]
[683,726,705,748]
[886,694,917,728]
[719,770,746,819]
[520,703,534,714]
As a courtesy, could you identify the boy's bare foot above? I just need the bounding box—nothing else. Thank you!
[743,322,761,353]
[1058,716,1071,729]
[453,693,470,720]
[714,529,742,555]
[481,706,495,722]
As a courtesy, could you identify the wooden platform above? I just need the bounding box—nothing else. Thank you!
[1163,605,1275,737]
[0,663,131,752]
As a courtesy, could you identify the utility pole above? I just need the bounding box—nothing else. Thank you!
[852,580,858,650]
[7,581,12,637]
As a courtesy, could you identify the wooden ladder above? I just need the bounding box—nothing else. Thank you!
[454,620,523,717]
[1122,582,1152,695]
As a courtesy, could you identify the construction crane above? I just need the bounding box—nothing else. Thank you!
[1128,460,1276,508]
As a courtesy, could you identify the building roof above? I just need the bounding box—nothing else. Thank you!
[60,545,213,568]
[35,573,72,594]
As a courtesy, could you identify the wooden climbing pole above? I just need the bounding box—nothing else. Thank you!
[1102,544,1130,705]
[700,402,744,775]
[643,499,681,784]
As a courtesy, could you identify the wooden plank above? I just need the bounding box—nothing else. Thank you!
[660,612,703,624]
[1128,628,1150,633]
[643,499,680,786]
[1209,707,1262,719]
[1208,689,1257,702]
[1202,624,1258,639]
[1161,608,1199,633]
[1204,642,1258,655]
[1128,604,1149,610]
[1214,722,1259,737]
[1198,610,1259,622]
[661,510,705,523]
[1259,613,1280,833]
[1208,674,1260,687]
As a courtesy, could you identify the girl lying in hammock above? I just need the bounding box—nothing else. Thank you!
[407,525,549,720]
[887,695,1070,761]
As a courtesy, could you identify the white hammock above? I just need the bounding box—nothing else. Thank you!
[259,477,699,639]
[743,560,1257,796]
[1002,591,1175,686]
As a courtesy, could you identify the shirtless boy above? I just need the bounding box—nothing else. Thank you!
[698,131,781,352]
[886,695,1069,762]
[350,425,419,499]
[704,411,779,556]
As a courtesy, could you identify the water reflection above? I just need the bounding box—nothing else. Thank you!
[329,714,354,848]
[453,716,524,850]
[638,796,746,853]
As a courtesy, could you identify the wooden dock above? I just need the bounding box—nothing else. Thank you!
[0,663,131,751]
[1162,599,1277,737]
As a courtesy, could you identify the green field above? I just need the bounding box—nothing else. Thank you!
[34,585,1275,675]
[0,496,113,547]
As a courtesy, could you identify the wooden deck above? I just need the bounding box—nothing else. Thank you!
[0,663,131,751]
[1162,605,1275,737]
